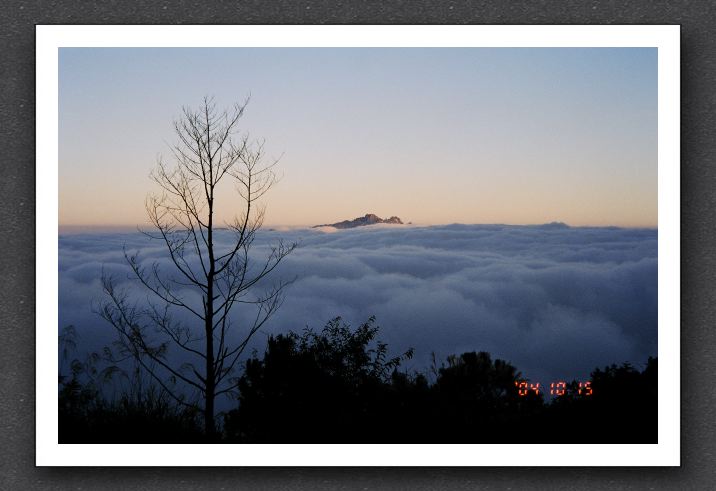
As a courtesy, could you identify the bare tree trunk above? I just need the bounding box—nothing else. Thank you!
[205,267,215,437]
[205,306,215,438]
[205,153,216,438]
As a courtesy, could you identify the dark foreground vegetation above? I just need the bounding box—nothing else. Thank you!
[59,319,657,443]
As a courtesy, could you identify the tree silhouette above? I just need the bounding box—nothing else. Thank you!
[226,318,657,443]
[59,326,203,443]
[545,358,658,443]
[59,319,657,443]
[225,316,415,442]
[98,97,295,438]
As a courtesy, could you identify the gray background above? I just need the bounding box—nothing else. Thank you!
[1,1,711,489]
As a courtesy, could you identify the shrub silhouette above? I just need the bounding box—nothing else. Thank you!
[224,316,415,442]
[545,357,658,443]
[428,351,541,442]
[225,318,543,443]
[58,321,657,443]
[226,318,656,443]
[58,326,203,443]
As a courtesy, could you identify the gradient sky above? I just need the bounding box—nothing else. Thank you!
[59,48,657,228]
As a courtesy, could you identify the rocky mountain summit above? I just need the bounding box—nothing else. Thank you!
[314,213,404,229]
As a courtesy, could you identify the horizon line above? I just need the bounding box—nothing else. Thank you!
[58,220,659,233]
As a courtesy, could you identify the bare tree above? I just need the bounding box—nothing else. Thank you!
[99,96,296,437]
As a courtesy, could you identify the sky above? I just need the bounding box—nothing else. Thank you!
[59,47,657,228]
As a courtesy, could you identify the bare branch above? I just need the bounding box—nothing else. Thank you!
[98,96,294,437]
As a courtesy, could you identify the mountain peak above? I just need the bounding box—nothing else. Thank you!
[314,213,404,229]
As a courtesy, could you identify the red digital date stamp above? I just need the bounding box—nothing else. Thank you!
[514,380,592,396]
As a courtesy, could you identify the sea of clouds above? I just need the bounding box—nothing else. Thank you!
[59,223,657,389]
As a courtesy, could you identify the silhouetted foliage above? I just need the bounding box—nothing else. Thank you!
[59,320,657,443]
[226,318,656,443]
[426,351,542,442]
[229,337,545,443]
[224,316,416,442]
[544,357,658,443]
[58,326,203,443]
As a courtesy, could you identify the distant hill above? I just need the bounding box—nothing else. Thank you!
[314,213,404,229]
[535,221,570,230]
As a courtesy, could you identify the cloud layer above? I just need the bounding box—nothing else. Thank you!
[59,224,657,388]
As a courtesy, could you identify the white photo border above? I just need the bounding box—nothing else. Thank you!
[37,24,680,466]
